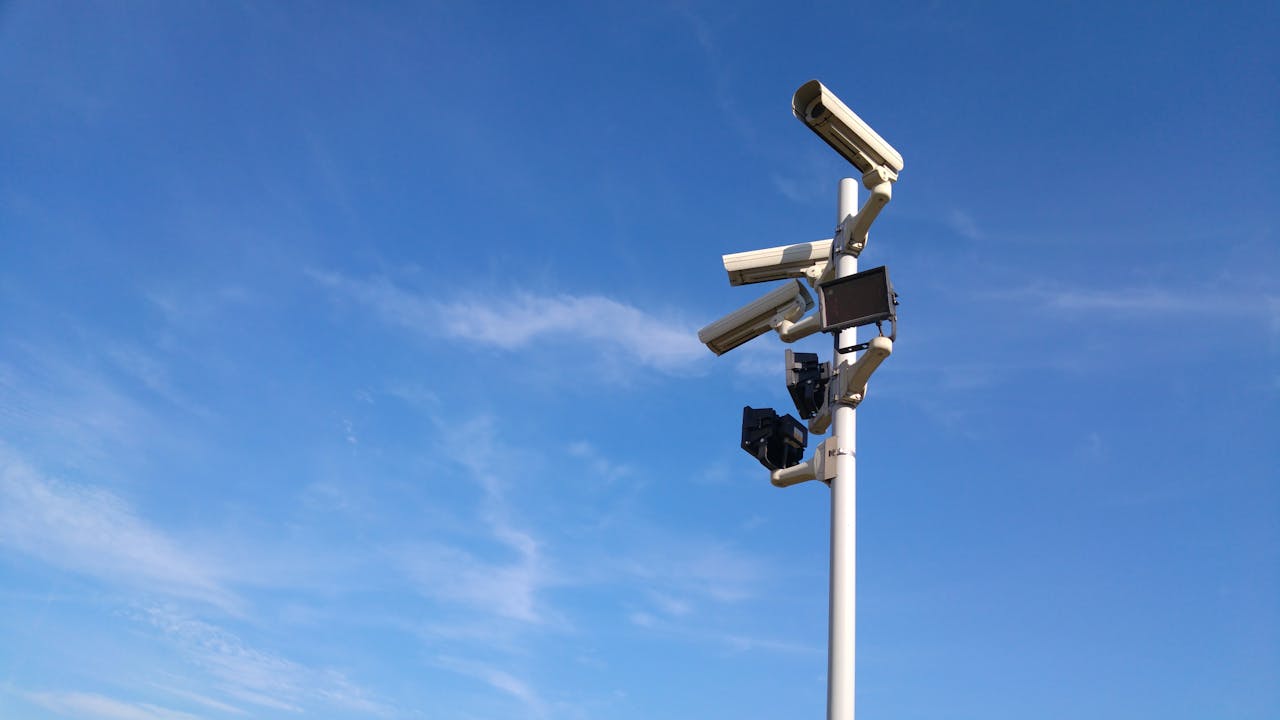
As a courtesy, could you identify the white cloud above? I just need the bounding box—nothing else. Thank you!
[394,415,560,626]
[567,441,631,483]
[0,345,159,469]
[1009,283,1275,318]
[139,606,305,712]
[401,540,545,624]
[422,415,774,636]
[771,173,818,204]
[144,285,256,327]
[310,271,706,372]
[648,591,693,617]
[138,605,390,716]
[622,610,819,656]
[25,691,200,720]
[435,656,548,718]
[622,538,765,605]
[717,634,822,655]
[100,344,208,419]
[628,611,657,628]
[731,339,783,378]
[1077,431,1106,462]
[152,687,245,716]
[694,458,732,486]
[0,448,236,611]
[1044,286,1212,313]
[947,209,983,240]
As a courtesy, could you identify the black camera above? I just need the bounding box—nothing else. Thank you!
[740,407,808,470]
[785,350,830,419]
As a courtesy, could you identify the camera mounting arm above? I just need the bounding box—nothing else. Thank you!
[836,166,894,257]
[834,335,893,408]
[771,436,840,487]
[774,312,822,342]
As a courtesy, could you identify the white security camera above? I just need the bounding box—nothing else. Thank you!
[722,239,833,287]
[792,80,903,180]
[697,280,818,355]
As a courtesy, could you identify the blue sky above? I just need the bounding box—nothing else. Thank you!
[1,2,1276,719]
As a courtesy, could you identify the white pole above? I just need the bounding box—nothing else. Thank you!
[828,177,859,720]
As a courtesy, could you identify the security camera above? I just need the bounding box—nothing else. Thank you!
[697,280,817,355]
[741,406,808,471]
[785,349,830,419]
[792,80,904,180]
[723,239,833,287]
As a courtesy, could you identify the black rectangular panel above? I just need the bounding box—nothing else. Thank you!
[819,265,894,333]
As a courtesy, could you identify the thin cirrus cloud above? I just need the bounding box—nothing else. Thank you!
[136,604,391,716]
[947,208,983,241]
[1039,286,1238,314]
[434,655,548,718]
[309,270,707,372]
[24,691,200,720]
[399,539,546,625]
[994,276,1275,317]
[401,414,557,627]
[0,447,237,612]
[623,540,764,604]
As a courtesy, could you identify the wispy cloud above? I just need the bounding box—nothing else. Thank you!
[730,339,786,378]
[435,656,548,718]
[310,270,705,372]
[947,209,983,240]
[625,610,819,656]
[769,151,847,206]
[405,415,780,646]
[151,687,245,716]
[1004,282,1276,318]
[672,3,756,149]
[144,285,257,328]
[0,344,159,470]
[426,413,778,639]
[399,415,559,626]
[608,534,767,613]
[0,448,237,611]
[102,343,211,419]
[770,173,813,204]
[138,605,390,716]
[25,691,200,720]
[647,591,693,617]
[567,441,631,484]
[401,540,547,624]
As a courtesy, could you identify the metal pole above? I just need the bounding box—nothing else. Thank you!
[828,177,859,720]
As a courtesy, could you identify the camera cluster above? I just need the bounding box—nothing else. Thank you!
[695,80,904,484]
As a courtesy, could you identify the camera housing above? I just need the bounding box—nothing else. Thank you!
[740,406,808,471]
[793,80,904,178]
[785,349,830,419]
[697,279,814,355]
[722,239,833,287]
